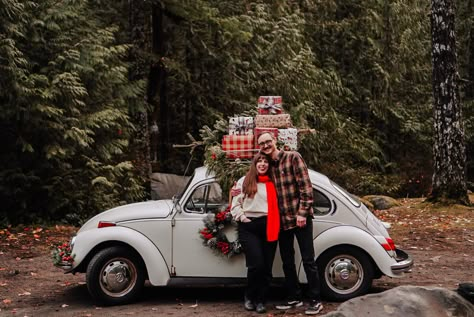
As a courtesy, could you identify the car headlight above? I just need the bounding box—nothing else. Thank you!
[70,236,76,250]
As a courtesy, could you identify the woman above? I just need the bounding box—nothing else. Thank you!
[231,152,280,314]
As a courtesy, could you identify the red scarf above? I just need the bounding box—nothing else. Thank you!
[258,175,280,241]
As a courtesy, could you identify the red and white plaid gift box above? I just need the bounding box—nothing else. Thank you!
[222,135,255,159]
[278,128,298,151]
[257,96,283,115]
[254,127,279,148]
[255,114,292,128]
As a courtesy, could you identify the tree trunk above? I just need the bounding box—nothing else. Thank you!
[148,2,168,170]
[466,0,474,99]
[128,0,152,183]
[428,0,469,204]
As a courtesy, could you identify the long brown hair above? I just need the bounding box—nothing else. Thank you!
[242,152,273,198]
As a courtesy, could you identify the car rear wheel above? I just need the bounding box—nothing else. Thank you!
[317,247,374,301]
[86,246,145,305]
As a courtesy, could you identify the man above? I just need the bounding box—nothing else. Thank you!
[257,132,323,315]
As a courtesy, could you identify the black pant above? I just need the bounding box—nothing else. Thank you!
[279,218,321,301]
[238,217,278,304]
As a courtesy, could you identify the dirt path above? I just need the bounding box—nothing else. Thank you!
[1,198,473,316]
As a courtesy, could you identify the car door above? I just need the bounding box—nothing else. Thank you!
[171,180,248,277]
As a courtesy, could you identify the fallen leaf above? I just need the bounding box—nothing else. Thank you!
[0,283,7,286]
[190,301,198,308]
[18,291,31,296]
[30,272,37,276]
[61,304,69,308]
[2,299,11,304]
[430,255,442,262]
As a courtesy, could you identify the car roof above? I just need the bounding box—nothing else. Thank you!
[195,166,214,179]
[197,166,331,187]
[308,169,331,186]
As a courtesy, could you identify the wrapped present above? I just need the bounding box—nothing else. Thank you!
[254,128,279,148]
[229,116,254,135]
[222,135,255,159]
[255,114,292,128]
[258,96,283,115]
[278,128,298,151]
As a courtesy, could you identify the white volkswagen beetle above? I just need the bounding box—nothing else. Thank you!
[65,166,413,305]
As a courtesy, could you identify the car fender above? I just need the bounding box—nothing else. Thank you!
[72,226,170,286]
[309,226,396,278]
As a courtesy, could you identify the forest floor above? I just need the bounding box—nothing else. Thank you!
[0,196,473,317]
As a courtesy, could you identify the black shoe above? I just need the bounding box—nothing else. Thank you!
[275,299,303,310]
[256,303,266,314]
[305,300,323,315]
[244,297,255,311]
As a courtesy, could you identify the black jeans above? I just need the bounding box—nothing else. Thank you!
[278,218,321,301]
[238,217,278,304]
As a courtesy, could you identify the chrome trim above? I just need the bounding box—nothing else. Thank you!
[391,249,414,273]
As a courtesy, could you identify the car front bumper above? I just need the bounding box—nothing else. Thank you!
[391,249,414,274]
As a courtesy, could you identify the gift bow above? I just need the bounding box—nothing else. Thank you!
[232,118,254,133]
[258,103,283,114]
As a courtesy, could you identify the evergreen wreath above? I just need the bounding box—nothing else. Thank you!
[199,206,242,258]
[51,242,75,267]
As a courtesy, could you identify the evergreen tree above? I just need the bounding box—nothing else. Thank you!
[0,0,145,223]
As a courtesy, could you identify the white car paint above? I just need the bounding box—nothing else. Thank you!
[66,166,413,304]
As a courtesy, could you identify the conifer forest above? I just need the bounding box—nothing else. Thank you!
[1,0,473,224]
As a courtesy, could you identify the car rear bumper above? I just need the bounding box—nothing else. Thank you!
[391,249,413,274]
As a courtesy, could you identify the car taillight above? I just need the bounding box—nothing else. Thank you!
[98,221,116,228]
[382,237,396,251]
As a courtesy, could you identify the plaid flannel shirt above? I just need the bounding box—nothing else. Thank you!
[271,151,313,230]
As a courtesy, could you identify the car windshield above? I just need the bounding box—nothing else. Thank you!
[330,181,361,207]
[175,171,195,200]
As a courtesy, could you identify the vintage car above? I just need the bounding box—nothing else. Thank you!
[65,166,413,305]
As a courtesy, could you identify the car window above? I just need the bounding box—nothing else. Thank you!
[313,189,332,215]
[185,182,228,214]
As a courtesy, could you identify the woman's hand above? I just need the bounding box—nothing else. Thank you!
[240,216,251,223]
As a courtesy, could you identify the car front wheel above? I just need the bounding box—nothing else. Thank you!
[317,247,374,301]
[86,246,145,305]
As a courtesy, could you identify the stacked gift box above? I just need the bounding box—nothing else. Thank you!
[222,116,255,159]
[222,96,298,159]
[256,96,297,151]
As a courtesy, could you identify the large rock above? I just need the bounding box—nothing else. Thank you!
[362,195,401,210]
[322,285,474,317]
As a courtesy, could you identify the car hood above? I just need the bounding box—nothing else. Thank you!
[77,200,173,233]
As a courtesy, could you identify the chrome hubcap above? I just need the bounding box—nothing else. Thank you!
[325,255,363,294]
[100,259,137,297]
